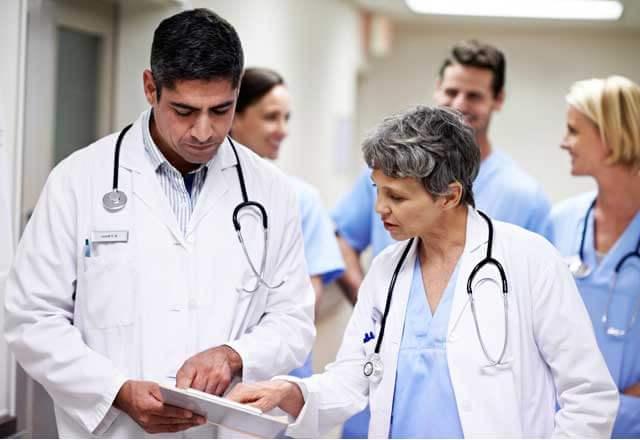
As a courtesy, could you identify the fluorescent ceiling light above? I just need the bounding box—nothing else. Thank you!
[405,0,624,21]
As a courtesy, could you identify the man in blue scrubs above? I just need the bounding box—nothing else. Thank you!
[333,39,550,438]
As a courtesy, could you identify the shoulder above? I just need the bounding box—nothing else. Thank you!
[231,140,292,191]
[369,238,412,271]
[494,219,557,257]
[491,151,546,200]
[47,132,119,187]
[549,192,596,222]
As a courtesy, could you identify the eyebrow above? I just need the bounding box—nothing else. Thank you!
[170,100,235,112]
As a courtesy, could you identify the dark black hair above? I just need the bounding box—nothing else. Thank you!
[235,67,285,114]
[438,40,506,97]
[150,8,244,97]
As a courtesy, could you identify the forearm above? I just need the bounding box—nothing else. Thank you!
[335,237,363,305]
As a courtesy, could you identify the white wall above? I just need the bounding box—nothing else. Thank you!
[0,0,27,419]
[357,23,640,204]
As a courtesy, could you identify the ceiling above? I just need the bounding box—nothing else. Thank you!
[350,0,640,31]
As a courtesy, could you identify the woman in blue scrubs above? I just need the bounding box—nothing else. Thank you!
[545,75,640,437]
[231,67,345,378]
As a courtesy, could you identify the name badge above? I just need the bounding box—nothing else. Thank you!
[91,230,129,243]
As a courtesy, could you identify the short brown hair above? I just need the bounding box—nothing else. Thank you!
[439,40,506,97]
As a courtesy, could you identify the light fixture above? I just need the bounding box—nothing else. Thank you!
[405,0,624,21]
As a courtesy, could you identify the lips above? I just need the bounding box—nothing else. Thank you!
[383,221,398,230]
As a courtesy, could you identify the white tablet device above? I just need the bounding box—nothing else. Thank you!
[158,384,289,438]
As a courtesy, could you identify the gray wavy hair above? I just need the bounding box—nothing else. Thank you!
[362,105,480,207]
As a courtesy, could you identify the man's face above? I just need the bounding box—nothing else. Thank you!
[143,70,237,172]
[434,64,504,137]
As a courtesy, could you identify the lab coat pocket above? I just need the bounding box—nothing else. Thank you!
[80,254,134,329]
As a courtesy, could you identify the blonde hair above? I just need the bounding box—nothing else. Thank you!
[566,75,640,171]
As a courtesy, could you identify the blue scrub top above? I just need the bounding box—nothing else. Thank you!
[390,257,463,438]
[288,176,345,379]
[290,176,345,284]
[334,150,549,438]
[545,192,640,437]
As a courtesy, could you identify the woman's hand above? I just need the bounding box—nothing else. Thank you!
[226,380,305,417]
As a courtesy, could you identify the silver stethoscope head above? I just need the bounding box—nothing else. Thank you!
[567,255,593,279]
[103,123,133,214]
[363,353,383,384]
[102,190,128,213]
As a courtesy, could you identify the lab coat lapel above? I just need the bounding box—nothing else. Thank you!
[187,138,235,234]
[119,113,184,245]
[448,209,490,340]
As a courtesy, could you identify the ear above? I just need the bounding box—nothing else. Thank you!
[439,182,464,210]
[492,89,505,112]
[143,69,157,106]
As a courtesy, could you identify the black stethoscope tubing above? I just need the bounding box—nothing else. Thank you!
[372,210,508,357]
[107,124,281,291]
[577,199,640,274]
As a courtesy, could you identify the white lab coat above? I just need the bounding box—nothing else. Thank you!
[4,112,315,438]
[283,208,618,438]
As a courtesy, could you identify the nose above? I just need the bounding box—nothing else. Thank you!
[374,193,390,217]
[560,134,571,151]
[275,117,289,140]
[191,114,213,143]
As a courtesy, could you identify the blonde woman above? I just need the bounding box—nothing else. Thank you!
[545,75,640,437]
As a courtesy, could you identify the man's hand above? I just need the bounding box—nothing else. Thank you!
[226,380,305,417]
[176,345,243,396]
[623,382,640,397]
[113,380,205,434]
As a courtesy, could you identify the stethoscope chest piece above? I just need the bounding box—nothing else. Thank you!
[566,255,592,279]
[102,190,128,213]
[363,353,383,384]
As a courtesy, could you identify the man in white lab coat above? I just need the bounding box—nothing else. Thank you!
[4,8,315,438]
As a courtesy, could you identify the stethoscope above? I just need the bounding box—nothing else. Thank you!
[102,124,285,293]
[363,211,509,384]
[568,199,640,338]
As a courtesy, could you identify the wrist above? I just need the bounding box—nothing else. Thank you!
[222,345,243,375]
[279,381,304,418]
[113,380,132,411]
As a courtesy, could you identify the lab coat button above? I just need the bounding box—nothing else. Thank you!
[461,400,472,412]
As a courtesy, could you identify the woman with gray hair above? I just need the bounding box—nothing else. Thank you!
[228,106,618,438]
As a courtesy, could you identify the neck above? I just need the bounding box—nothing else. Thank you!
[419,205,468,263]
[595,166,640,217]
[475,131,492,161]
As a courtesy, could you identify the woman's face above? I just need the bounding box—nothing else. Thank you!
[232,85,291,160]
[561,105,610,176]
[372,168,446,241]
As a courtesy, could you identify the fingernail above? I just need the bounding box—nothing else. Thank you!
[198,417,206,424]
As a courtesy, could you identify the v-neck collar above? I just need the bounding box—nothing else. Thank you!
[584,198,640,277]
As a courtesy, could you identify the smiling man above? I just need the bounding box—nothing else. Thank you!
[5,8,314,438]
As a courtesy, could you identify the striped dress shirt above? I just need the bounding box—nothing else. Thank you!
[142,110,213,235]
